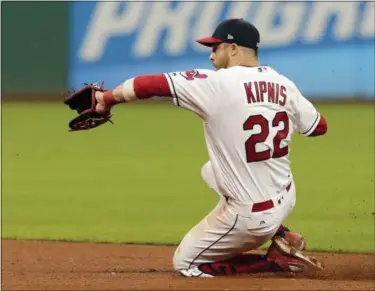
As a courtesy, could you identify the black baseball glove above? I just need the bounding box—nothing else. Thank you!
[64,83,113,132]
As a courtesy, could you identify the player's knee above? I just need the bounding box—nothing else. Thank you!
[172,254,182,271]
[172,247,189,271]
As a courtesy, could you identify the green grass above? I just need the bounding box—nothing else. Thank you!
[2,101,374,253]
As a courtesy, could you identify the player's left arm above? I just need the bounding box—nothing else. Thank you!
[291,87,328,138]
[307,114,327,137]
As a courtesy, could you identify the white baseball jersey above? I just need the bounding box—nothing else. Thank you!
[164,66,320,203]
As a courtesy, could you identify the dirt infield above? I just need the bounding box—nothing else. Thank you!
[2,239,374,290]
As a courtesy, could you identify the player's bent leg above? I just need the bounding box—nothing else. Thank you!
[173,224,279,277]
[174,181,316,277]
[173,198,280,277]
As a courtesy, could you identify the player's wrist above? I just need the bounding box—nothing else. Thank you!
[102,90,124,106]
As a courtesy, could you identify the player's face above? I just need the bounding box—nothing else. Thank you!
[209,44,229,70]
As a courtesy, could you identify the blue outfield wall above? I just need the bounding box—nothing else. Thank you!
[69,1,375,99]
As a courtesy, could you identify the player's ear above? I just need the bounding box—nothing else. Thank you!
[230,43,238,56]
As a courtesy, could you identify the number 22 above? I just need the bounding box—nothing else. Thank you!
[243,111,289,162]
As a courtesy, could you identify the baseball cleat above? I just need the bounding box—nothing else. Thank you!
[273,236,324,271]
[268,256,307,273]
[179,266,214,278]
[266,242,307,272]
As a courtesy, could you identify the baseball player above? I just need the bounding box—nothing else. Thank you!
[65,18,328,277]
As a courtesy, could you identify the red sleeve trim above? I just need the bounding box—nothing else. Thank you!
[133,74,172,99]
[308,115,327,136]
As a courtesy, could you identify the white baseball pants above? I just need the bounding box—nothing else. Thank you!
[173,161,296,276]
